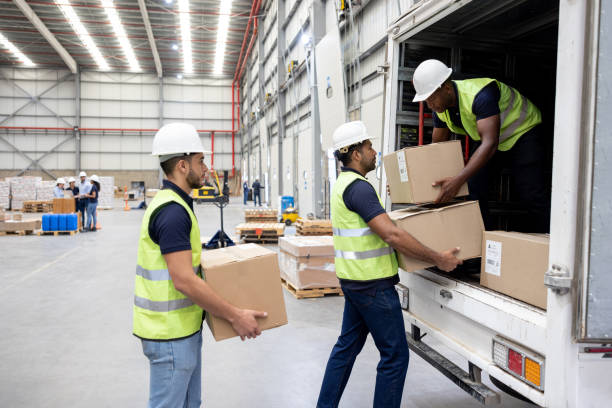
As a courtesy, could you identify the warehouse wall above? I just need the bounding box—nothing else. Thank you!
[0,68,239,182]
[238,0,416,215]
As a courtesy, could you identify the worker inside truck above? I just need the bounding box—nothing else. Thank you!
[413,59,550,233]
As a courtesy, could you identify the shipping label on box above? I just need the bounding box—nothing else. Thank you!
[383,140,469,204]
[201,244,288,341]
[389,201,484,272]
[480,231,549,309]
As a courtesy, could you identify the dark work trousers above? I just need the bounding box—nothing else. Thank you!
[467,125,551,233]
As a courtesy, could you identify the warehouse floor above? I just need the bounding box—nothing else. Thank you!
[0,196,534,407]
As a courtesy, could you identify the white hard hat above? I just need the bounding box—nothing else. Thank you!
[79,171,87,177]
[152,123,211,161]
[412,59,453,102]
[68,177,76,183]
[90,175,100,183]
[332,121,372,151]
[56,178,66,185]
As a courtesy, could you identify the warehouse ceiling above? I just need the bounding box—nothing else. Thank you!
[0,0,254,78]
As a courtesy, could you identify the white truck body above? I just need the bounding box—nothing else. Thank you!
[381,0,612,406]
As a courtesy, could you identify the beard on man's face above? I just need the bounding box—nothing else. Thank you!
[187,169,203,189]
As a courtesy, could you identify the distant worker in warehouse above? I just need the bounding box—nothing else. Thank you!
[84,175,100,232]
[133,123,266,408]
[412,59,549,232]
[77,171,91,231]
[53,178,65,198]
[66,177,79,207]
[317,121,462,408]
[252,178,262,206]
[243,180,249,205]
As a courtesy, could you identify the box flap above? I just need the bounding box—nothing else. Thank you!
[278,236,334,257]
[388,200,475,221]
[201,243,275,269]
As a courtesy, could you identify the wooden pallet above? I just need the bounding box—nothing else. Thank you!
[295,219,333,236]
[245,216,278,223]
[244,209,278,223]
[37,230,79,236]
[281,278,343,299]
[22,200,54,213]
[0,230,36,236]
[236,222,285,243]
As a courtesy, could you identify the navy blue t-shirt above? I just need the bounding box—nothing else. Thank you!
[89,184,99,204]
[149,180,193,255]
[338,168,399,293]
[433,81,501,130]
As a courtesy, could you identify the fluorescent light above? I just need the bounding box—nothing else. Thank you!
[176,73,183,79]
[56,0,109,71]
[0,32,35,66]
[178,0,193,74]
[165,0,173,4]
[101,0,141,71]
[172,43,178,50]
[213,0,233,76]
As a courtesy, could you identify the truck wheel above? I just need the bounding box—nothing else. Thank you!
[285,219,292,226]
[489,376,536,405]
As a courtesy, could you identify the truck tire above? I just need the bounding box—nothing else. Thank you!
[489,376,537,405]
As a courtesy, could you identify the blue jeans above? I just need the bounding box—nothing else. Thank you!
[141,332,202,408]
[78,200,87,227]
[86,202,97,230]
[317,286,409,408]
[243,190,248,204]
[253,192,261,206]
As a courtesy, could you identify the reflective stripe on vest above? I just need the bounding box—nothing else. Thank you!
[133,188,203,340]
[135,265,200,281]
[437,78,542,151]
[331,171,398,281]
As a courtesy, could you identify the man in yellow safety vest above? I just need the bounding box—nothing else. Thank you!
[133,123,267,407]
[317,121,462,408]
[413,59,550,232]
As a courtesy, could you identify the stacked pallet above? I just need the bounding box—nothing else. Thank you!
[8,176,40,211]
[98,176,115,209]
[278,236,342,299]
[0,181,9,210]
[0,218,42,236]
[35,180,56,201]
[235,222,285,243]
[22,200,54,213]
[244,208,278,223]
[296,219,333,236]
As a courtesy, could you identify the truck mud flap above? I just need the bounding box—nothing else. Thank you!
[406,324,501,405]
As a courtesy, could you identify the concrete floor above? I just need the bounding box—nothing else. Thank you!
[0,196,535,407]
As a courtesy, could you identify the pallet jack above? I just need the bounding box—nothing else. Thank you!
[202,170,235,249]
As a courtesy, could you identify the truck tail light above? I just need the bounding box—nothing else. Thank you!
[492,337,545,391]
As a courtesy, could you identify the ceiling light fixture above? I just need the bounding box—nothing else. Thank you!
[178,0,193,74]
[177,73,183,79]
[56,0,109,71]
[0,32,35,67]
[213,0,233,76]
[172,43,178,50]
[101,0,141,71]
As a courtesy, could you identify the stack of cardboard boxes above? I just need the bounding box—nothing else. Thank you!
[278,236,339,290]
[384,140,549,309]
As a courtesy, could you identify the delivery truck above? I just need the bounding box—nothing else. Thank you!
[379,0,612,406]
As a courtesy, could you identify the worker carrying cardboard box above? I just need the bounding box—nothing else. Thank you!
[132,123,267,407]
[413,59,550,232]
[317,121,462,408]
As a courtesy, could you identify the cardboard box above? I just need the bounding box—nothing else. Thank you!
[201,244,288,341]
[278,251,338,290]
[53,198,76,214]
[480,231,549,309]
[0,219,41,232]
[388,201,484,272]
[278,235,334,257]
[383,140,469,204]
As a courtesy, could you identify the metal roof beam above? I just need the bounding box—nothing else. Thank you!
[138,0,162,78]
[12,0,78,73]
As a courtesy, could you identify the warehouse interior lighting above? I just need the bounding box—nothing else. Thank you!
[56,0,109,70]
[172,43,179,50]
[213,0,233,76]
[101,0,141,71]
[0,33,35,67]
[178,0,193,74]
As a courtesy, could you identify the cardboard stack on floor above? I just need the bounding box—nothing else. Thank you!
[0,209,41,235]
[277,236,342,298]
[384,140,549,310]
[98,176,115,209]
[7,176,40,211]
[0,180,10,210]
